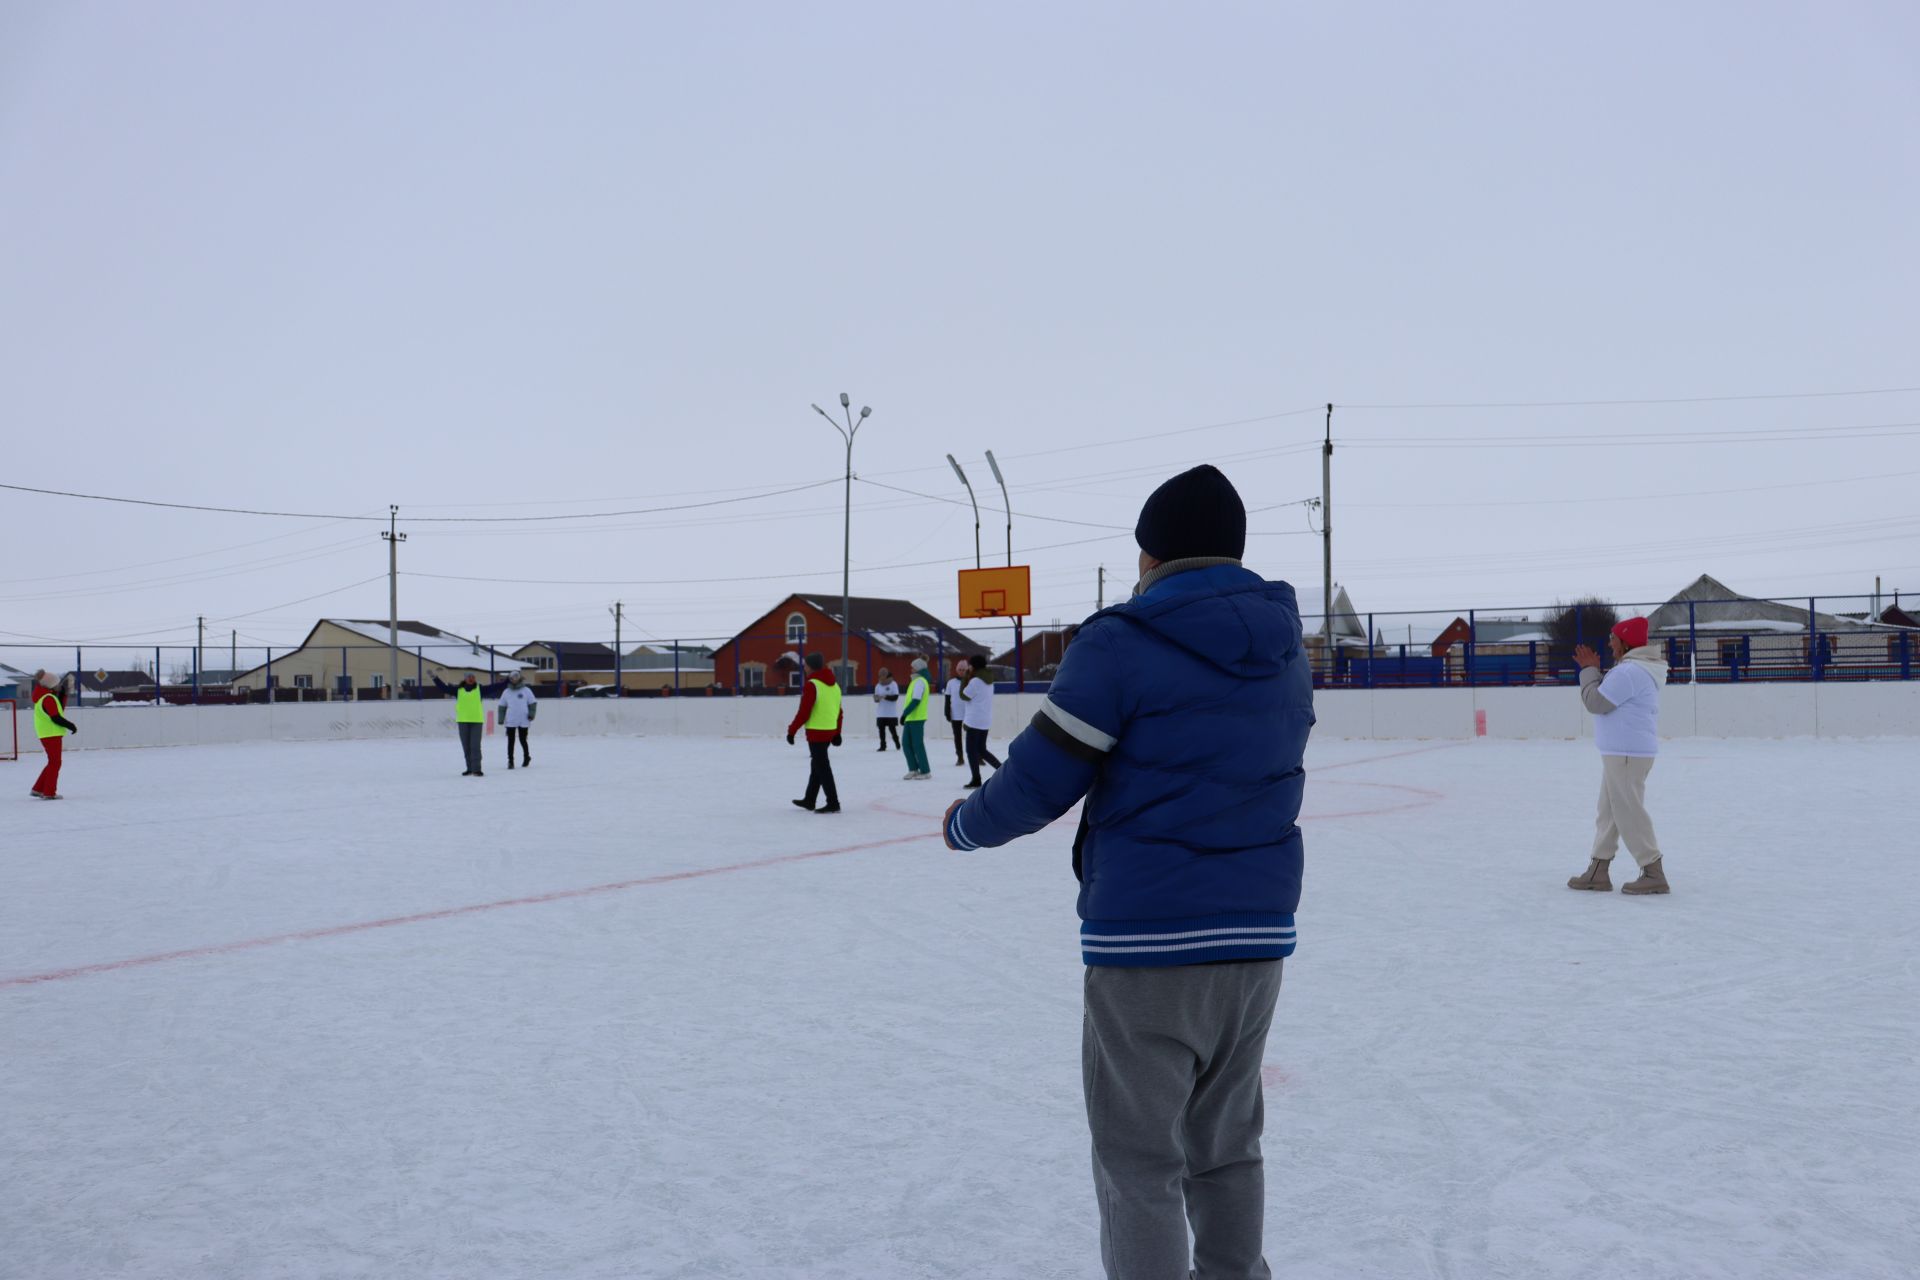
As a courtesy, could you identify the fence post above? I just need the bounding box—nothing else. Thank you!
[74,646,82,705]
[193,645,201,705]
[1366,614,1375,689]
[865,632,874,691]
[1902,632,1913,680]
[1809,598,1821,681]
[266,648,273,702]
[416,647,424,698]
[488,642,495,687]
[1688,602,1698,685]
[155,646,162,703]
[1466,608,1476,687]
[674,643,681,691]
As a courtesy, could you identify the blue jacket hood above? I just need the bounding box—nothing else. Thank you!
[1113,563,1303,677]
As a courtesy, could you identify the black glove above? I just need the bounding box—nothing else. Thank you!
[832,733,843,748]
[787,731,796,745]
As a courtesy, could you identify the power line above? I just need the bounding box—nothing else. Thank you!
[1339,420,1920,449]
[0,477,843,523]
[210,575,388,624]
[1345,466,1920,510]
[1339,385,1920,410]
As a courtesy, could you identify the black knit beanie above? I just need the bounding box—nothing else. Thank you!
[1134,465,1247,561]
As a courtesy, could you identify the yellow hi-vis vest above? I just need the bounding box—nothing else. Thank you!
[903,674,931,722]
[33,689,69,739]
[805,677,842,731]
[455,685,484,723]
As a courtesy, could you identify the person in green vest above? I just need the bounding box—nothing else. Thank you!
[452,672,486,776]
[786,652,843,813]
[899,656,933,780]
[30,670,77,800]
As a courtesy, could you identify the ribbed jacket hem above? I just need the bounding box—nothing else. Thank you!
[1080,912,1297,967]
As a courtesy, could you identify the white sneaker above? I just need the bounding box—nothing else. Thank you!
[902,771,919,781]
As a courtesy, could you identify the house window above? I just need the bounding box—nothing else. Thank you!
[786,613,807,645]
[536,656,555,671]
[740,664,766,689]
[1805,635,1835,664]
[788,670,803,689]
[1717,639,1743,667]
[370,674,384,689]
[401,678,417,689]
[294,674,314,689]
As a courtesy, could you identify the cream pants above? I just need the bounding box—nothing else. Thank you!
[1591,754,1662,868]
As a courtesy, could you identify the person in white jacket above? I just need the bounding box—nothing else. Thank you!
[498,671,537,771]
[872,667,902,752]
[1567,616,1670,895]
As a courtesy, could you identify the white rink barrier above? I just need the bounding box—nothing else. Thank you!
[8,681,1918,756]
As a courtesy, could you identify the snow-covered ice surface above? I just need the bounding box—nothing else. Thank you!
[4,733,1916,1279]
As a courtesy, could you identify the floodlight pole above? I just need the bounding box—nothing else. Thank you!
[814,394,873,685]
[984,450,1022,690]
[946,454,982,569]
[383,505,406,702]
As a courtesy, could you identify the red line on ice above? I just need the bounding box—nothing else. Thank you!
[4,740,1465,990]
[0,830,938,990]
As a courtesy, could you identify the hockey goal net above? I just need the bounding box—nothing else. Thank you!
[1,700,16,762]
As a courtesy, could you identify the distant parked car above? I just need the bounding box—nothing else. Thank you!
[569,684,617,698]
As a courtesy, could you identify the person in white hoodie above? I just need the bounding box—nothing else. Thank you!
[872,667,902,752]
[497,671,537,770]
[1568,616,1671,895]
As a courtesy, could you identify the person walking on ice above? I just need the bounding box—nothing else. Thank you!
[1568,615,1671,895]
[944,657,969,766]
[498,671,536,770]
[958,654,1001,789]
[786,652,844,813]
[29,671,77,799]
[872,666,902,751]
[899,657,933,780]
[942,464,1314,1280]
[445,672,485,777]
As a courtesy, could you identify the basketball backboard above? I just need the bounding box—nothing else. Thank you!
[958,566,1032,619]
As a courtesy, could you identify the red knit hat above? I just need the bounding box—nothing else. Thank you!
[1611,617,1650,649]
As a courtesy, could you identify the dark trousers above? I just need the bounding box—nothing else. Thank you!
[802,740,840,809]
[876,718,901,749]
[951,719,966,763]
[458,722,483,774]
[505,726,530,765]
[33,736,63,796]
[965,726,1001,785]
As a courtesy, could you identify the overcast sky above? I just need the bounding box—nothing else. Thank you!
[3,1,1917,670]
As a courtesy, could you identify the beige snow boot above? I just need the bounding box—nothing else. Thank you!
[1621,859,1670,895]
[1567,859,1612,891]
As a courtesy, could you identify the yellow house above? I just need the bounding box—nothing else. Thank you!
[231,619,531,700]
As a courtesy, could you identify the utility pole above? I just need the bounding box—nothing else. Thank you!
[383,505,406,701]
[1322,403,1334,648]
[196,615,204,703]
[612,601,624,698]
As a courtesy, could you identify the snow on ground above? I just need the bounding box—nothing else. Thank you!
[3,731,1916,1279]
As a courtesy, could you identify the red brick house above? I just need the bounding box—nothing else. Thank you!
[991,625,1078,679]
[712,594,977,692]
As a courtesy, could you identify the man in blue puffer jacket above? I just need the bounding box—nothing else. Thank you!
[944,464,1313,1280]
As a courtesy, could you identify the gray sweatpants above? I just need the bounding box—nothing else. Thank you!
[1083,960,1284,1280]
[458,722,483,774]
[1590,754,1660,868]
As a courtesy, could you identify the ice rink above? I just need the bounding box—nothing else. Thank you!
[4,729,1917,1279]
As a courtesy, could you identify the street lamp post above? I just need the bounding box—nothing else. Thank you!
[946,454,982,569]
[983,450,1021,690]
[813,393,872,686]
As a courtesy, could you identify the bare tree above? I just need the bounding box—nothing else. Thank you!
[1545,597,1619,672]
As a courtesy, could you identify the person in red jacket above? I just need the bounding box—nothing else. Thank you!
[30,670,78,800]
[786,653,844,813]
